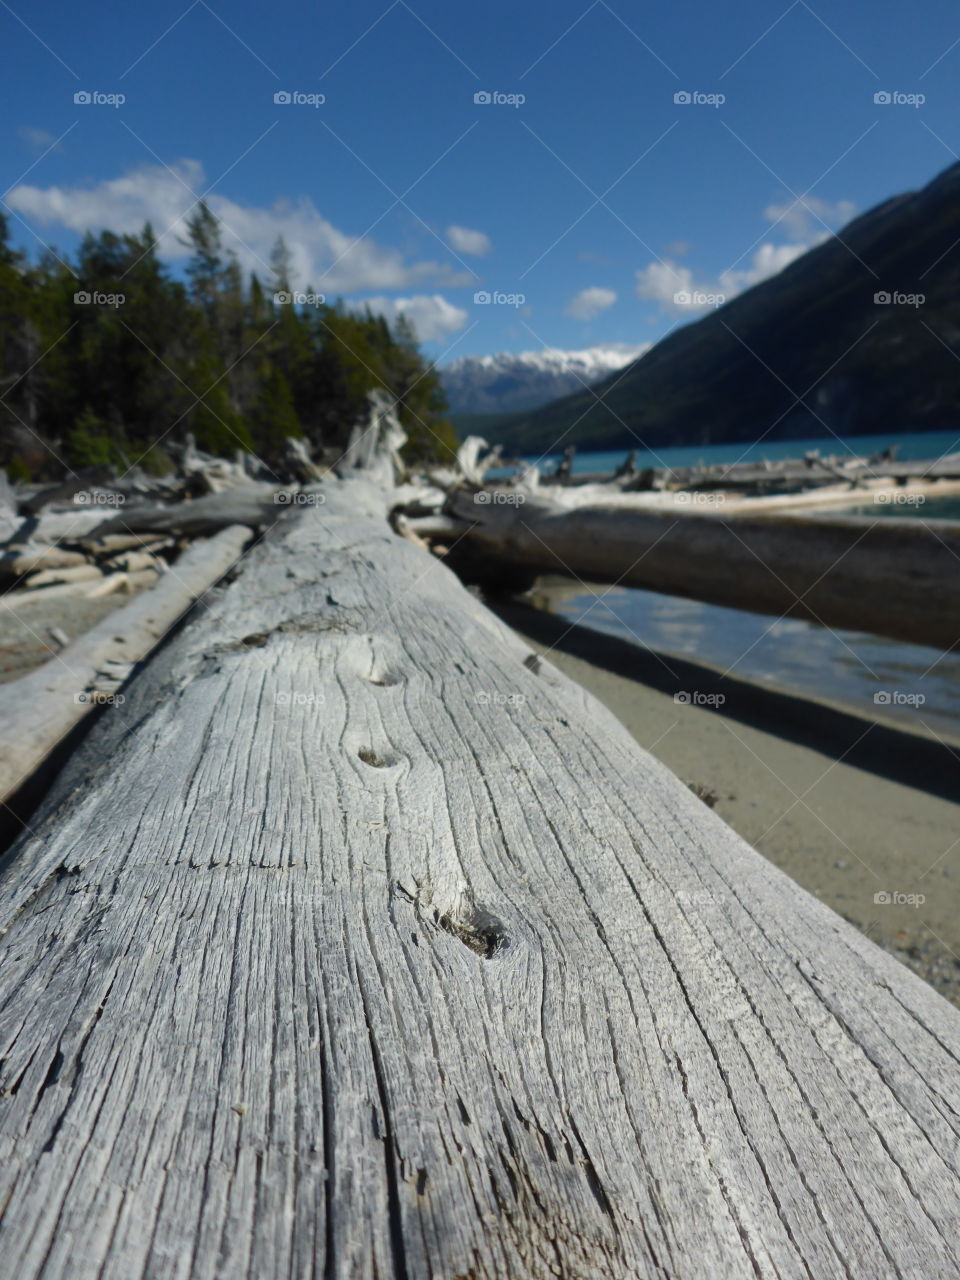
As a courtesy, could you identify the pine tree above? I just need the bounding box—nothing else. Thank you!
[0,211,458,478]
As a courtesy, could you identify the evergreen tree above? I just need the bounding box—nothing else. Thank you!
[0,213,457,479]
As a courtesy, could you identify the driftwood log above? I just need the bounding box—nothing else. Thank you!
[87,482,286,541]
[21,563,104,590]
[0,546,89,581]
[447,491,960,651]
[0,524,250,807]
[0,473,958,1278]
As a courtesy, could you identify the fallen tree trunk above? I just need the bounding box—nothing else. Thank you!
[0,524,250,806]
[0,546,89,581]
[447,491,960,651]
[0,476,957,1278]
[84,566,163,598]
[21,563,103,590]
[88,482,285,540]
[0,567,160,612]
[79,533,172,556]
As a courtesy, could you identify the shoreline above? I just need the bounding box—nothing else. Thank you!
[496,598,960,1006]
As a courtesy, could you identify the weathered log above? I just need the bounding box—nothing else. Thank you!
[0,525,250,806]
[0,467,16,541]
[100,549,164,574]
[0,477,958,1278]
[0,568,158,612]
[455,435,492,484]
[19,470,118,515]
[84,566,162,597]
[336,389,407,484]
[447,489,960,651]
[0,545,89,580]
[13,507,107,546]
[80,534,173,556]
[21,563,102,590]
[0,578,100,611]
[177,433,249,493]
[87,482,285,539]
[284,435,325,483]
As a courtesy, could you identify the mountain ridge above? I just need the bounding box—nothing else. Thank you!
[490,162,960,456]
[440,343,646,414]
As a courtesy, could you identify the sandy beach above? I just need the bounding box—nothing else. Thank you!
[497,597,960,1006]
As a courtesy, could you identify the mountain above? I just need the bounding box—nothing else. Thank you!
[494,162,960,456]
[440,344,646,415]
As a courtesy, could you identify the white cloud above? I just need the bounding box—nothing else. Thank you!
[718,243,809,295]
[764,196,856,243]
[7,161,471,293]
[351,294,468,343]
[636,195,855,315]
[565,286,616,320]
[635,260,708,310]
[446,224,491,256]
[18,127,60,153]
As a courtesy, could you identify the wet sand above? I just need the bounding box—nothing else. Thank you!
[496,599,960,1007]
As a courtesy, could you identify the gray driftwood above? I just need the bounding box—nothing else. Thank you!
[0,524,250,806]
[21,563,103,590]
[447,490,960,651]
[0,475,957,1278]
[0,546,88,581]
[88,482,285,540]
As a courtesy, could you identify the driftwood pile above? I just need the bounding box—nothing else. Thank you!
[0,416,958,1278]
[0,434,313,611]
[390,436,960,652]
[538,442,960,492]
[0,430,343,807]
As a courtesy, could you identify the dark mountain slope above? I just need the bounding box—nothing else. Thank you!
[499,163,960,455]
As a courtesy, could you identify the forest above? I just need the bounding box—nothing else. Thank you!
[0,203,457,481]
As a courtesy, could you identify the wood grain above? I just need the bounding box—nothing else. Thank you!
[0,476,958,1278]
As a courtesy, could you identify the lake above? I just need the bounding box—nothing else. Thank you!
[527,429,960,738]
[528,427,960,477]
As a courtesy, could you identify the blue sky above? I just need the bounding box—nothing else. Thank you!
[2,0,959,364]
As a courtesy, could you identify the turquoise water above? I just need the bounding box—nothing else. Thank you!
[530,429,960,735]
[530,428,960,476]
[554,585,960,739]
[831,495,960,521]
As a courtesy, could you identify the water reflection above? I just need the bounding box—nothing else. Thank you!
[554,583,960,739]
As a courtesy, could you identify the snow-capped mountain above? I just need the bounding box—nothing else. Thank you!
[440,344,648,415]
